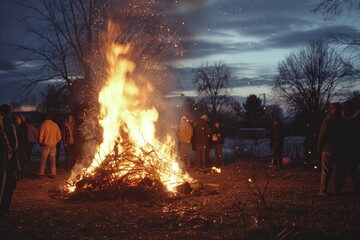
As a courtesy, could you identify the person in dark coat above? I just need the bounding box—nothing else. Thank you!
[62,114,75,169]
[194,114,212,169]
[212,121,225,167]
[335,105,360,195]
[190,119,199,167]
[25,120,38,163]
[0,104,19,215]
[0,111,12,215]
[15,114,28,178]
[270,118,284,169]
[317,102,342,196]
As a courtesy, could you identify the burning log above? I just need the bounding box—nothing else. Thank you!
[174,182,192,195]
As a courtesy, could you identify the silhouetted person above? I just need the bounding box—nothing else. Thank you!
[178,116,193,168]
[190,118,198,167]
[335,105,360,195]
[212,121,225,167]
[317,103,342,196]
[15,114,28,179]
[38,112,61,178]
[0,104,19,215]
[62,114,75,169]
[0,111,12,216]
[25,120,38,163]
[194,114,211,169]
[270,118,284,169]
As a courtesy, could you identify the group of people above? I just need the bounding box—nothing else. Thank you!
[317,102,360,196]
[0,104,89,215]
[178,114,225,169]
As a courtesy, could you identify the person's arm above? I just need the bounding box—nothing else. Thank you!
[38,124,44,145]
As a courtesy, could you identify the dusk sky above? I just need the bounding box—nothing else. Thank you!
[0,0,359,109]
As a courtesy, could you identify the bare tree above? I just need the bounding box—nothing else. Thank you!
[17,0,104,92]
[38,84,70,113]
[273,40,355,113]
[312,0,360,19]
[193,62,231,116]
[312,0,360,59]
[15,0,182,109]
[265,104,283,120]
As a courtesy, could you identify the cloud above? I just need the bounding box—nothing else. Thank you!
[0,60,16,71]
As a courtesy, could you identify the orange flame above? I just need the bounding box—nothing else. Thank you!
[65,22,191,193]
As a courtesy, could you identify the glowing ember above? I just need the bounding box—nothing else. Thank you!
[65,22,191,194]
[211,166,221,173]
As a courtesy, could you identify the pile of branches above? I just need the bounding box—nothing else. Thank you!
[66,140,190,200]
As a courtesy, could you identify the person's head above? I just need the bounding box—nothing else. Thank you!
[44,112,52,120]
[214,121,220,128]
[181,116,188,123]
[329,102,341,115]
[200,114,209,122]
[66,114,74,124]
[0,104,11,118]
[15,115,26,126]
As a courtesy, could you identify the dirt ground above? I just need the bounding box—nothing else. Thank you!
[0,158,359,240]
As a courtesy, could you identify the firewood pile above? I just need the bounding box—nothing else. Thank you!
[65,139,193,199]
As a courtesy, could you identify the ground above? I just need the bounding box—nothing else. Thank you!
[0,158,359,240]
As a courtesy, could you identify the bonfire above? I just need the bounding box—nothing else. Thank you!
[64,21,192,196]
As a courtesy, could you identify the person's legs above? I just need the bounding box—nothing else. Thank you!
[218,144,224,166]
[214,144,220,166]
[0,167,6,206]
[319,151,333,194]
[38,145,50,175]
[26,142,35,162]
[184,142,191,167]
[48,146,57,176]
[335,163,346,194]
[1,170,16,213]
[199,145,207,168]
[179,142,186,164]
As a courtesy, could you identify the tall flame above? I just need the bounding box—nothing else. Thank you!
[65,22,191,193]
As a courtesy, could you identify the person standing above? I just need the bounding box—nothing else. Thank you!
[15,115,28,178]
[0,111,12,216]
[25,120,38,163]
[270,118,284,169]
[62,114,75,169]
[178,116,193,168]
[335,105,360,195]
[194,114,212,169]
[317,103,342,196]
[38,112,62,178]
[212,121,225,167]
[0,104,19,215]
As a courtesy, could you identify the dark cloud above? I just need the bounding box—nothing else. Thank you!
[1,0,360,104]
[0,60,16,71]
[231,76,275,88]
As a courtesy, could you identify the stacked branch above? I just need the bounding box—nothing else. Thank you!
[65,138,190,198]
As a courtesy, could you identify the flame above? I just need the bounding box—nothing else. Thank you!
[65,22,191,193]
[211,166,221,173]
